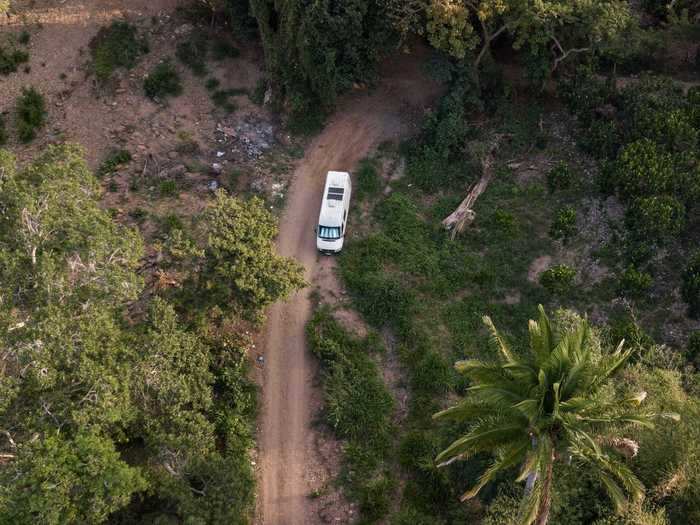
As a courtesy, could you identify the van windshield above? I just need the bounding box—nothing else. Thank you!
[318,225,341,240]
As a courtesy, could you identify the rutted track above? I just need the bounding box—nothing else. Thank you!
[255,49,441,525]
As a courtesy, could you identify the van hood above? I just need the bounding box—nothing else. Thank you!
[317,236,344,253]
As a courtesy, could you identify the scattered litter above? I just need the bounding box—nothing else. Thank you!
[216,151,225,157]
[208,180,219,191]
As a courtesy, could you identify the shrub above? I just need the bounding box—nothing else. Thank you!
[540,264,576,294]
[205,77,220,91]
[686,331,700,366]
[624,195,685,243]
[212,39,240,60]
[18,30,30,45]
[0,45,29,75]
[579,119,620,159]
[619,265,653,298]
[610,139,674,200]
[176,32,208,77]
[143,61,182,100]
[0,114,7,145]
[349,273,414,331]
[91,21,148,82]
[682,252,700,319]
[250,78,267,105]
[211,89,237,112]
[356,157,381,200]
[159,180,178,197]
[16,86,46,143]
[97,149,131,177]
[550,206,577,243]
[546,162,573,193]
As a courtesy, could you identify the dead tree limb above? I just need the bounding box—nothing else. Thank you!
[442,135,505,239]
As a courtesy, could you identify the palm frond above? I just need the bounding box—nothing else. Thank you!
[460,441,529,500]
[435,419,526,465]
[433,400,514,422]
[483,315,516,363]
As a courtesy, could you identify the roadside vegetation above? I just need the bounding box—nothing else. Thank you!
[0,144,304,524]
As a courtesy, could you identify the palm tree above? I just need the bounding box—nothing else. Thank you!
[433,305,678,525]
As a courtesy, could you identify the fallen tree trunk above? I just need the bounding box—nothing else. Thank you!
[442,135,504,239]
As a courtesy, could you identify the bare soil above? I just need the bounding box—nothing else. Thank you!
[254,47,442,525]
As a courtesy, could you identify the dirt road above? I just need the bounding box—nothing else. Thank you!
[256,49,441,525]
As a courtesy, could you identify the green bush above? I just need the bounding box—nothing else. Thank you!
[579,119,620,159]
[610,139,674,200]
[550,206,577,243]
[211,89,237,112]
[97,149,131,177]
[91,21,148,82]
[624,195,685,243]
[16,86,46,143]
[356,157,381,200]
[143,61,183,100]
[682,252,700,319]
[619,265,652,298]
[18,30,30,45]
[491,208,518,236]
[0,114,7,145]
[540,264,576,295]
[176,32,208,77]
[205,77,220,91]
[212,39,240,60]
[686,331,700,367]
[0,45,29,75]
[546,161,573,193]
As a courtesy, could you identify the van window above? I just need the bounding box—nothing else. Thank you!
[318,226,341,240]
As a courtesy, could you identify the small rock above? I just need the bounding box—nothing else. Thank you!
[211,163,223,174]
[167,151,178,160]
[208,180,219,191]
[216,151,225,157]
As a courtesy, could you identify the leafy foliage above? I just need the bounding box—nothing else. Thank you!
[550,206,577,243]
[0,42,28,75]
[96,148,131,177]
[540,264,576,295]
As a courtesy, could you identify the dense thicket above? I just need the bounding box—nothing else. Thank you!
[0,145,303,524]
[248,0,393,131]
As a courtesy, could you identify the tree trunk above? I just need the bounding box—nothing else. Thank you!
[534,454,554,525]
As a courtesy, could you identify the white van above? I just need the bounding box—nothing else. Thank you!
[316,171,352,254]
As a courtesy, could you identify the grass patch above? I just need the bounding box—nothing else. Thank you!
[144,61,183,100]
[250,78,267,105]
[159,180,178,197]
[18,30,30,45]
[307,308,396,522]
[176,32,208,77]
[16,86,46,143]
[90,21,148,82]
[97,149,132,178]
[355,157,382,200]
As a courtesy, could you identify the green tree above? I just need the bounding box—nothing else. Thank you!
[433,306,677,525]
[0,432,146,525]
[199,190,305,319]
[610,139,675,200]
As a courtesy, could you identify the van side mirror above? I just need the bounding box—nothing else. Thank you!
[313,226,318,233]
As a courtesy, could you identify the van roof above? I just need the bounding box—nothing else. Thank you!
[319,171,350,226]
